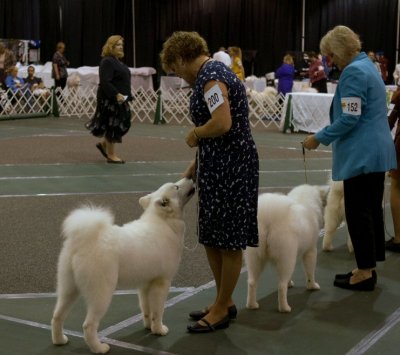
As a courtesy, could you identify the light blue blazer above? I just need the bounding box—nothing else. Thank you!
[315,52,396,181]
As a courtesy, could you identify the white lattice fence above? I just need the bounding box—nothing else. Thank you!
[0,87,52,117]
[1,85,285,127]
[246,90,285,128]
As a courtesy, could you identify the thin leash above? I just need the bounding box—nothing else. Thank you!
[183,149,200,252]
[301,143,308,184]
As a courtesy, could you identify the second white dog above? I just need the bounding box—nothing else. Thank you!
[245,184,328,313]
[322,179,353,252]
[51,178,195,354]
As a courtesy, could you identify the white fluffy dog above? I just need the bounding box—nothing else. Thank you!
[51,178,195,354]
[245,184,328,313]
[322,179,353,252]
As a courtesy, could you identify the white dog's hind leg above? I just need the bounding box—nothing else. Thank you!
[323,185,344,251]
[51,260,79,345]
[139,286,151,329]
[245,250,265,310]
[147,278,170,336]
[275,256,296,313]
[302,247,320,291]
[82,285,115,354]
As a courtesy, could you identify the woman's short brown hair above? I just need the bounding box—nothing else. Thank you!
[160,31,209,73]
[320,26,361,67]
[101,35,124,58]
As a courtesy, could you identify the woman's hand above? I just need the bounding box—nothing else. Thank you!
[182,160,196,179]
[185,128,199,148]
[302,134,320,150]
[116,93,125,103]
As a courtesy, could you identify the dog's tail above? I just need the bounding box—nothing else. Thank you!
[62,205,113,241]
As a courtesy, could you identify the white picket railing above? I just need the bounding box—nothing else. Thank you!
[0,86,285,128]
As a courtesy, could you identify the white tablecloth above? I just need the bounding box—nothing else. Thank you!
[18,62,156,91]
[280,92,334,133]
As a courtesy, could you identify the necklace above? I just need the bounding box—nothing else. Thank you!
[197,57,211,77]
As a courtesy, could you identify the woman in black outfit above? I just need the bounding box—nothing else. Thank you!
[88,35,132,164]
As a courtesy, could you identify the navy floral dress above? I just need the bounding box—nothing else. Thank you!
[191,60,259,250]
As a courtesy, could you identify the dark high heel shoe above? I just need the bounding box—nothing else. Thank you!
[335,270,377,284]
[333,275,375,291]
[189,305,237,321]
[187,315,230,333]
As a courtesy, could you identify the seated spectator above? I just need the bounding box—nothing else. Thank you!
[5,66,30,97]
[25,65,50,99]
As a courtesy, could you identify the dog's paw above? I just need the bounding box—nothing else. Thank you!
[307,282,320,291]
[278,304,291,313]
[90,343,110,354]
[246,301,259,309]
[322,242,334,252]
[152,324,169,336]
[143,317,151,329]
[52,334,69,345]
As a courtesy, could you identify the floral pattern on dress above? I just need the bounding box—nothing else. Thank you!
[190,60,259,250]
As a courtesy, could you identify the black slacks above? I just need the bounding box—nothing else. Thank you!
[343,172,386,269]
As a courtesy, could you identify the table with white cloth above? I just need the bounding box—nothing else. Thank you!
[18,63,156,91]
[280,92,334,133]
[291,80,337,93]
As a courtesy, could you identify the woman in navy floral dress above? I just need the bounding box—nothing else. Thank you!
[160,31,259,333]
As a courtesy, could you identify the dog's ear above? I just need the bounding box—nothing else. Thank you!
[156,197,174,213]
[139,194,151,210]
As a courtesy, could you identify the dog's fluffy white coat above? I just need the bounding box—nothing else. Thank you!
[245,184,328,313]
[322,179,353,252]
[51,178,194,354]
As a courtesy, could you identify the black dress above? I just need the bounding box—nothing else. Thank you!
[89,56,132,143]
[191,60,259,250]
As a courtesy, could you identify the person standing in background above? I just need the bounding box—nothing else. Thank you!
[275,54,295,96]
[0,43,16,86]
[87,35,132,164]
[308,51,328,93]
[52,42,70,89]
[213,47,232,68]
[385,88,400,252]
[228,46,245,81]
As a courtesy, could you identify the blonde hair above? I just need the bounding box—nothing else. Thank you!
[229,46,242,60]
[160,31,209,73]
[283,54,294,65]
[320,26,361,67]
[101,35,124,58]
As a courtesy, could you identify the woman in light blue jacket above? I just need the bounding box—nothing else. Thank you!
[303,26,396,291]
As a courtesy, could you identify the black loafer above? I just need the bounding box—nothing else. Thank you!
[187,315,230,333]
[335,270,377,284]
[189,305,237,321]
[333,276,375,291]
